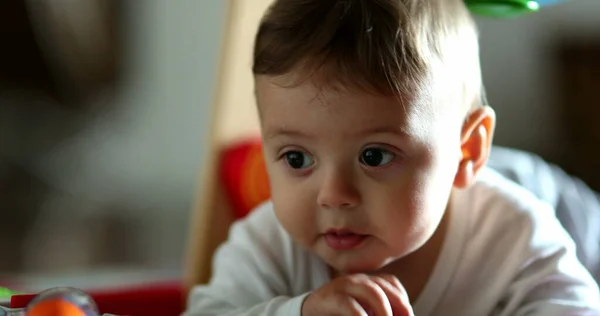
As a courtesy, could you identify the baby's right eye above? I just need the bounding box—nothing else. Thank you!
[284,151,314,169]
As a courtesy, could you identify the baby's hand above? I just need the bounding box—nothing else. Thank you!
[301,274,414,316]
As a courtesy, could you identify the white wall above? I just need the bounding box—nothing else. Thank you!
[8,0,227,275]
[476,0,600,160]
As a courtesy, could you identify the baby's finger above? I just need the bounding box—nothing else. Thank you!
[372,275,413,316]
[326,293,370,316]
[377,275,407,296]
[342,276,393,316]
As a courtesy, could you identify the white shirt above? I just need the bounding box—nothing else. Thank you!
[185,168,600,315]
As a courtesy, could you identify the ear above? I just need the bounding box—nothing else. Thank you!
[453,106,496,188]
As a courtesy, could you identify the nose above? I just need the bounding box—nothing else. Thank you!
[317,169,361,210]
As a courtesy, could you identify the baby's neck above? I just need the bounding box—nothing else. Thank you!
[386,207,449,303]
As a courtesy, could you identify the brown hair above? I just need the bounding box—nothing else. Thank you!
[253,0,483,107]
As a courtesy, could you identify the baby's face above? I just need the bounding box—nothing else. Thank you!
[256,75,465,274]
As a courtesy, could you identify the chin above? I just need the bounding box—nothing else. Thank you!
[329,255,390,274]
[317,242,402,275]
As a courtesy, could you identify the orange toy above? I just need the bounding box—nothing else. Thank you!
[22,287,100,316]
[27,299,86,316]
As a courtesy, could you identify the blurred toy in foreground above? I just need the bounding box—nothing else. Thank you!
[27,288,98,316]
[0,288,118,316]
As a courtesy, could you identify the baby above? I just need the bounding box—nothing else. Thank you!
[185,0,600,315]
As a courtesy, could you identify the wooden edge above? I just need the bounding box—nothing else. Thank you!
[198,181,236,284]
[184,177,235,291]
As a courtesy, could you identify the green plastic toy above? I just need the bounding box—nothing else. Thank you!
[466,0,540,17]
[465,0,564,18]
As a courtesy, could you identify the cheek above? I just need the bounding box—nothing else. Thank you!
[414,145,459,223]
[267,168,318,243]
[364,163,426,234]
[382,150,454,232]
[268,166,309,210]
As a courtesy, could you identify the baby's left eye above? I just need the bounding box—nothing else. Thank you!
[359,147,396,167]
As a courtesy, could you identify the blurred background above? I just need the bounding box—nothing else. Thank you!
[0,0,599,292]
[0,0,225,290]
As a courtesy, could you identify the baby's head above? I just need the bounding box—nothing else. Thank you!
[253,0,495,274]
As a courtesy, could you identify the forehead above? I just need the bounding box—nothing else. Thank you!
[255,75,438,141]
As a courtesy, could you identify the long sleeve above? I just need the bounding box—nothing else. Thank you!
[433,168,600,316]
[184,291,307,316]
[488,146,600,277]
[491,200,600,316]
[183,203,315,316]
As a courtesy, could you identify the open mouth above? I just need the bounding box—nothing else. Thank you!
[324,229,368,251]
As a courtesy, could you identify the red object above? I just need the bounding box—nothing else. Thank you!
[220,138,271,219]
[11,282,184,316]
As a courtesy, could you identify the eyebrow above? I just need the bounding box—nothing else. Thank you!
[263,126,411,140]
[263,128,315,140]
[356,126,411,138]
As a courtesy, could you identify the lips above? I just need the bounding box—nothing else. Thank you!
[324,229,368,251]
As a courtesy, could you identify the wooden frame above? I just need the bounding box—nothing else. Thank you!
[182,0,274,294]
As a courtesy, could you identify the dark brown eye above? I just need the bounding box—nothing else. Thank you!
[360,148,395,167]
[285,151,313,169]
